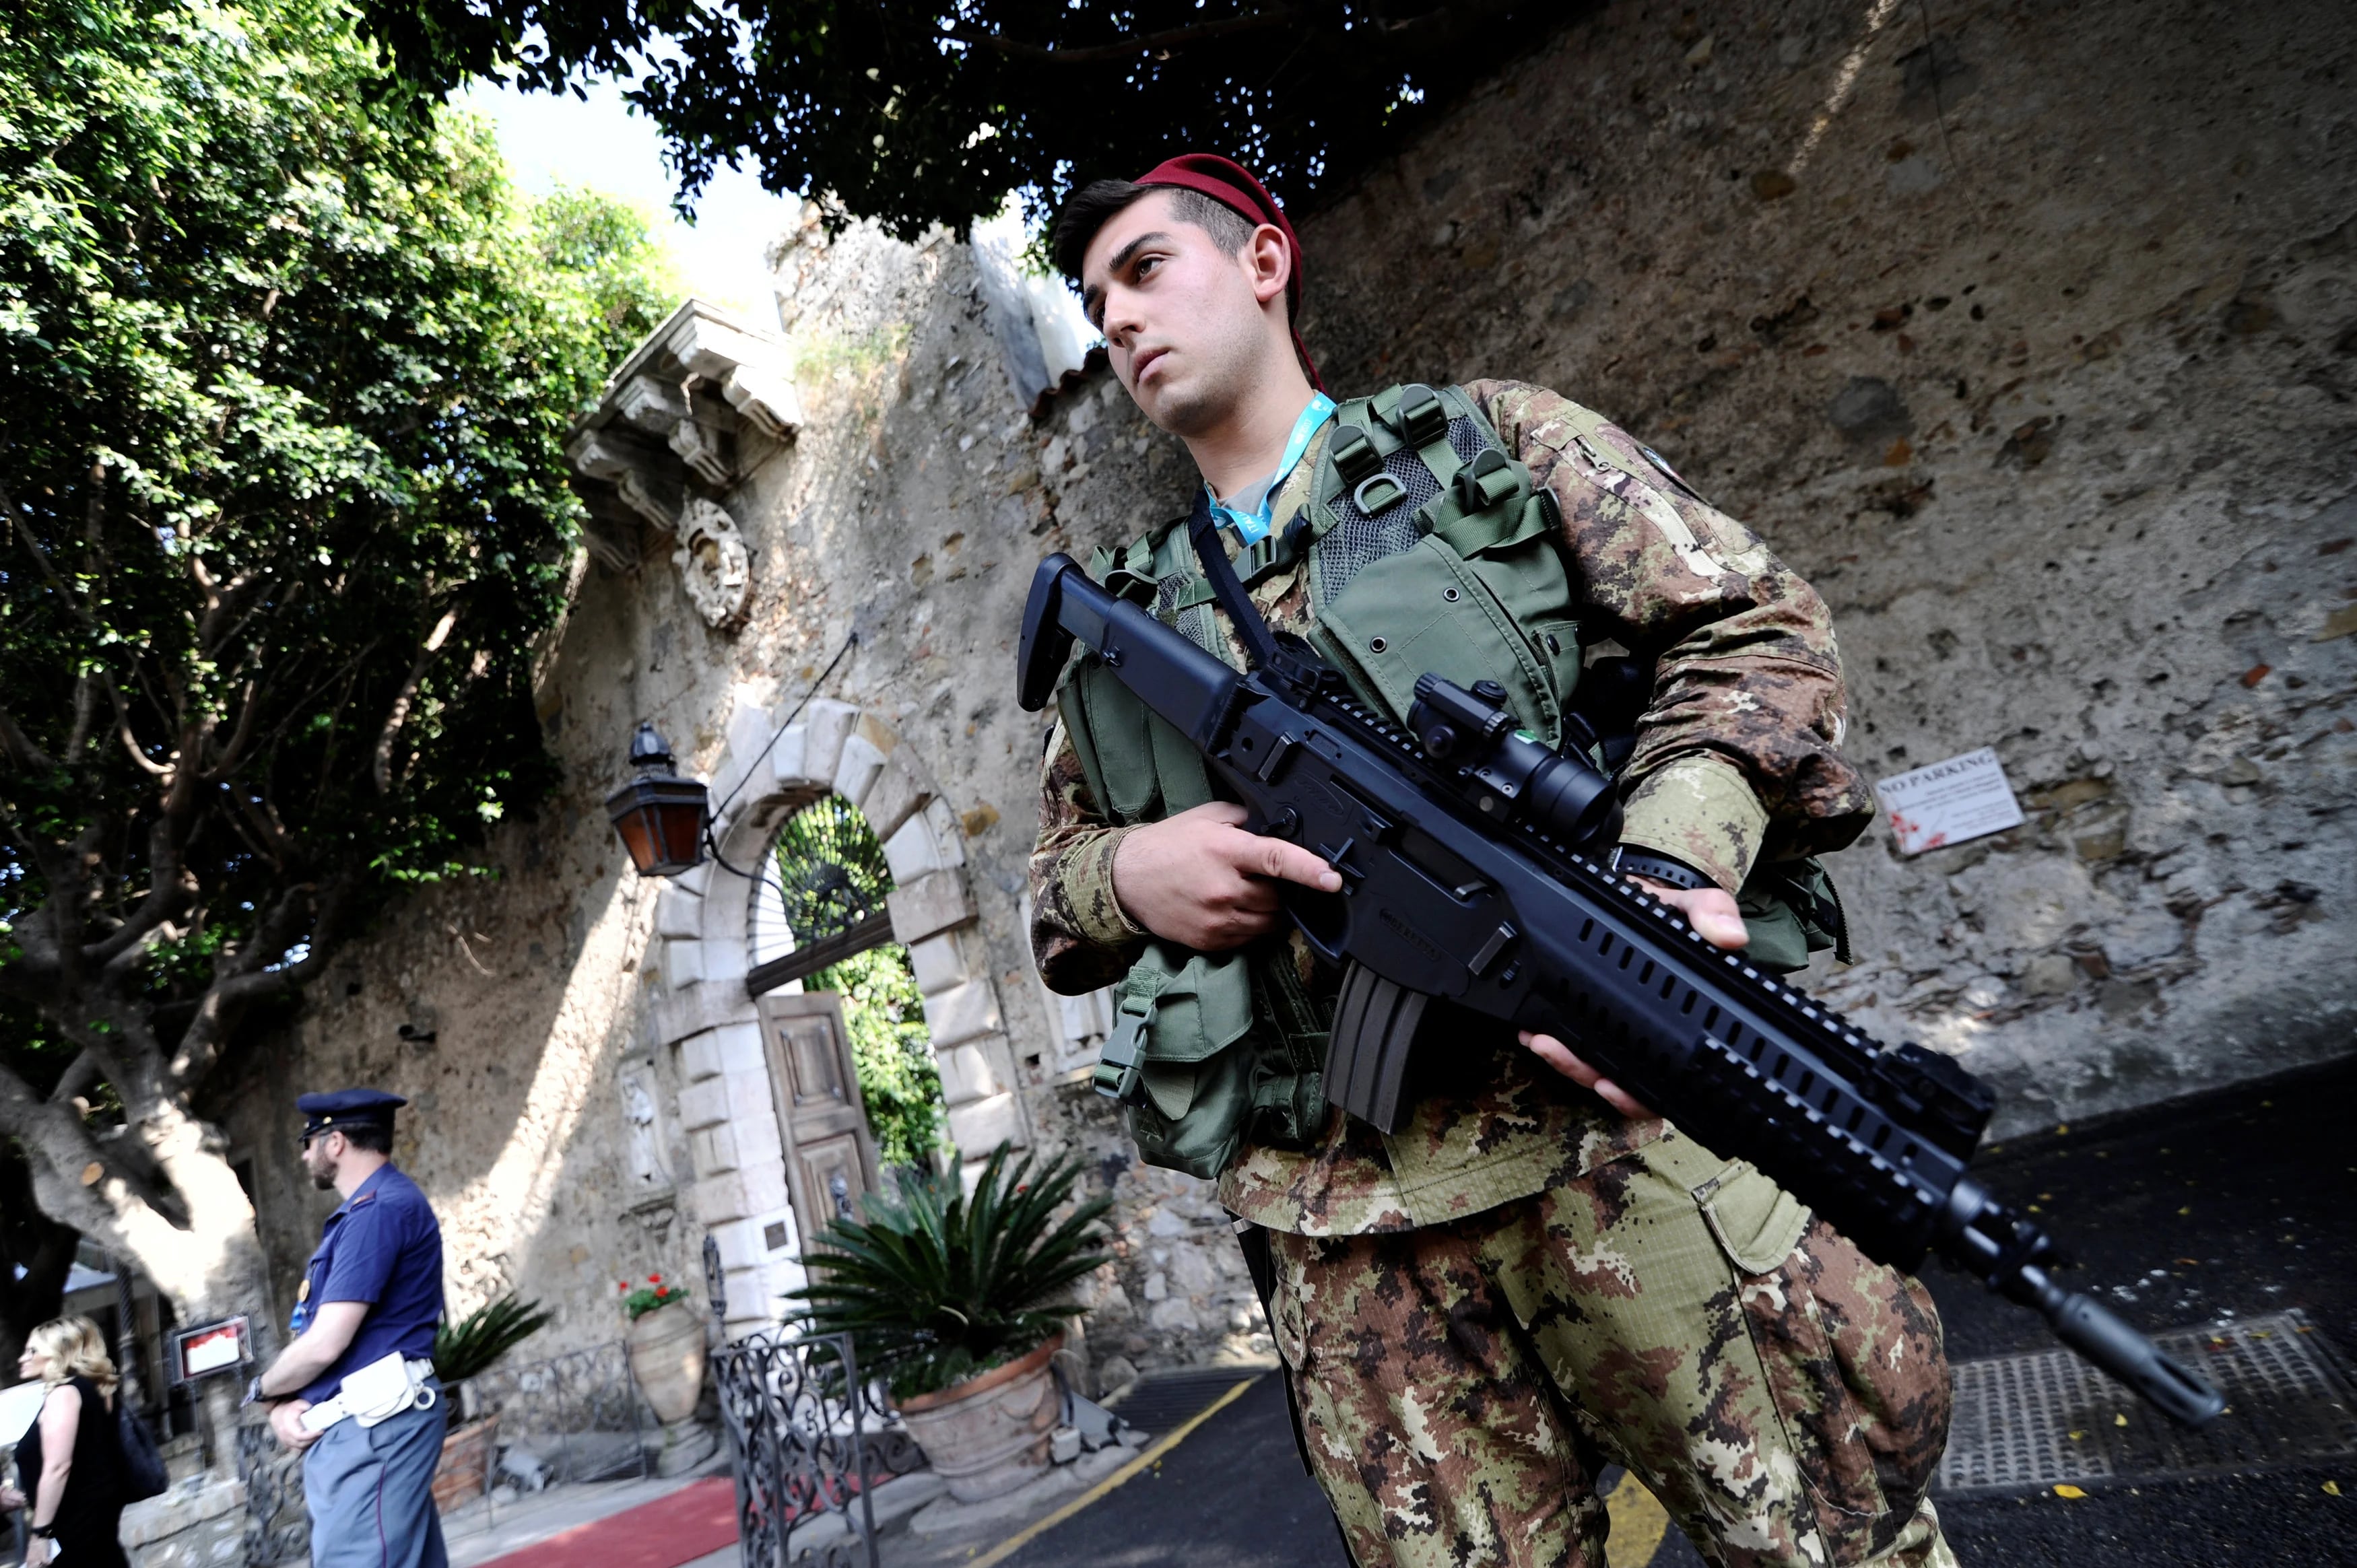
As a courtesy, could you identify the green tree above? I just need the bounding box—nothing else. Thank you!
[352,1,1568,238]
[808,945,950,1171]
[0,0,673,1429]
[529,183,684,366]
[770,796,950,1169]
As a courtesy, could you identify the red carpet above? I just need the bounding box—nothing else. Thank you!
[479,1475,738,1568]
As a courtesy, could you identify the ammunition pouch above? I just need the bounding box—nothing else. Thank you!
[1094,942,1329,1181]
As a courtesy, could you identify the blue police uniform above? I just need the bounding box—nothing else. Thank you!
[290,1090,449,1568]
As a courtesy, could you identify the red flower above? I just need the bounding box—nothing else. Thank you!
[648,1272,662,1283]
[618,1281,629,1292]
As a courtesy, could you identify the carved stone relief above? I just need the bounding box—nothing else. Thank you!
[619,1057,674,1194]
[667,418,734,489]
[673,498,754,632]
[562,300,802,637]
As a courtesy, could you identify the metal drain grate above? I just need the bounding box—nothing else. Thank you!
[1936,1309,2357,1495]
[1102,1365,1267,1437]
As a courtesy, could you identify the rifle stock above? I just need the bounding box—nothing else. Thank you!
[1019,553,2223,1428]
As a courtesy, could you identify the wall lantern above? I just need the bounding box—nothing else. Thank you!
[606,722,711,877]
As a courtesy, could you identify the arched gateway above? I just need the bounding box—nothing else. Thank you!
[644,690,1026,1338]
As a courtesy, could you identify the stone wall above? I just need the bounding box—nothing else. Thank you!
[218,212,1268,1376]
[1294,0,2357,1130]
[232,0,2353,1382]
[123,1476,245,1568]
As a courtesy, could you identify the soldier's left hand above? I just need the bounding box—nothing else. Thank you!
[1520,875,1748,1118]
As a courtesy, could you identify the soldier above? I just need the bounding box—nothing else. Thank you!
[246,1090,448,1568]
[1030,154,1956,1567]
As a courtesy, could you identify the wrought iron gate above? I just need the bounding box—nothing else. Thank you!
[704,1235,923,1568]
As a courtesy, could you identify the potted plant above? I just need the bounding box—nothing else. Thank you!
[429,1294,551,1509]
[621,1272,715,1474]
[791,1142,1110,1503]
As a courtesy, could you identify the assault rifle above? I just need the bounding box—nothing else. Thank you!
[1018,547,2224,1427]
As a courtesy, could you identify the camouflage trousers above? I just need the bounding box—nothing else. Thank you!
[1265,1128,1958,1568]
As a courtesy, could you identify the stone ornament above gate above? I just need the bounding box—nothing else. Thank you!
[672,498,755,632]
[564,299,803,632]
[640,685,1025,1336]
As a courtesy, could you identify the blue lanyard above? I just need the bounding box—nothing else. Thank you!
[1206,393,1337,545]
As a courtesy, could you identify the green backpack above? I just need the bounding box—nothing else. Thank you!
[1057,384,1845,1178]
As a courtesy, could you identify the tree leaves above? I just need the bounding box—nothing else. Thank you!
[0,0,673,1272]
[353,0,1571,240]
[806,944,949,1171]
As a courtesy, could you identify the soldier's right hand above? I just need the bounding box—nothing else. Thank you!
[1113,801,1343,950]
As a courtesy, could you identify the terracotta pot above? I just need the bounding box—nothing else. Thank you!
[626,1300,708,1427]
[430,1414,498,1511]
[895,1334,1063,1504]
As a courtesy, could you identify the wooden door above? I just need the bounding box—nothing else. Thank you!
[755,991,883,1253]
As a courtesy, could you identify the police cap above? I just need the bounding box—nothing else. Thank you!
[298,1089,407,1143]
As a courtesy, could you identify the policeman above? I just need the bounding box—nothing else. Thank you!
[246,1090,448,1568]
[1032,156,1957,1567]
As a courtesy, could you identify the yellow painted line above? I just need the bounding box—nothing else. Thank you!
[966,1377,1260,1568]
[1603,1471,1672,1568]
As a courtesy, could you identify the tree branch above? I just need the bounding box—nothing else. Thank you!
[0,803,110,990]
[229,784,296,867]
[0,1055,133,1239]
[1,478,99,639]
[63,675,96,765]
[48,1052,102,1107]
[189,556,260,652]
[96,674,172,778]
[170,875,351,1090]
[374,606,458,794]
[89,810,196,973]
[201,679,261,782]
[946,8,1298,65]
[0,703,58,774]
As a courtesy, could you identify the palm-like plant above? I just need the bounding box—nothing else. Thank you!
[432,1294,552,1417]
[789,1143,1110,1401]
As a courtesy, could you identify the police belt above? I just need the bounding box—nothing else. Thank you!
[298,1353,439,1435]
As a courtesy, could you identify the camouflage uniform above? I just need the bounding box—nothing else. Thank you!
[1031,381,1956,1567]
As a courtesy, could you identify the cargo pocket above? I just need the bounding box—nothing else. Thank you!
[1265,1235,1314,1373]
[1692,1156,1810,1274]
[1696,1161,1950,1565]
[1102,944,1260,1180]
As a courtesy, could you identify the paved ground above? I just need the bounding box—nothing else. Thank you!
[871,1056,2356,1568]
[442,1460,729,1567]
[1914,1054,2356,1567]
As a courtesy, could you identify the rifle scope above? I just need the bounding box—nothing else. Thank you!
[1405,675,1620,850]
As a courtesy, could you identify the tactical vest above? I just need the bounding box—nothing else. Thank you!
[1055,384,1843,1179]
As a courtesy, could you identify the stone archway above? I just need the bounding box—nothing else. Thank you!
[644,689,1026,1337]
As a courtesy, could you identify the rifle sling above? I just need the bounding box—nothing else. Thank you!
[1185,491,1281,670]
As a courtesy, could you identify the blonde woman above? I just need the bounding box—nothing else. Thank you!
[2,1316,131,1568]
